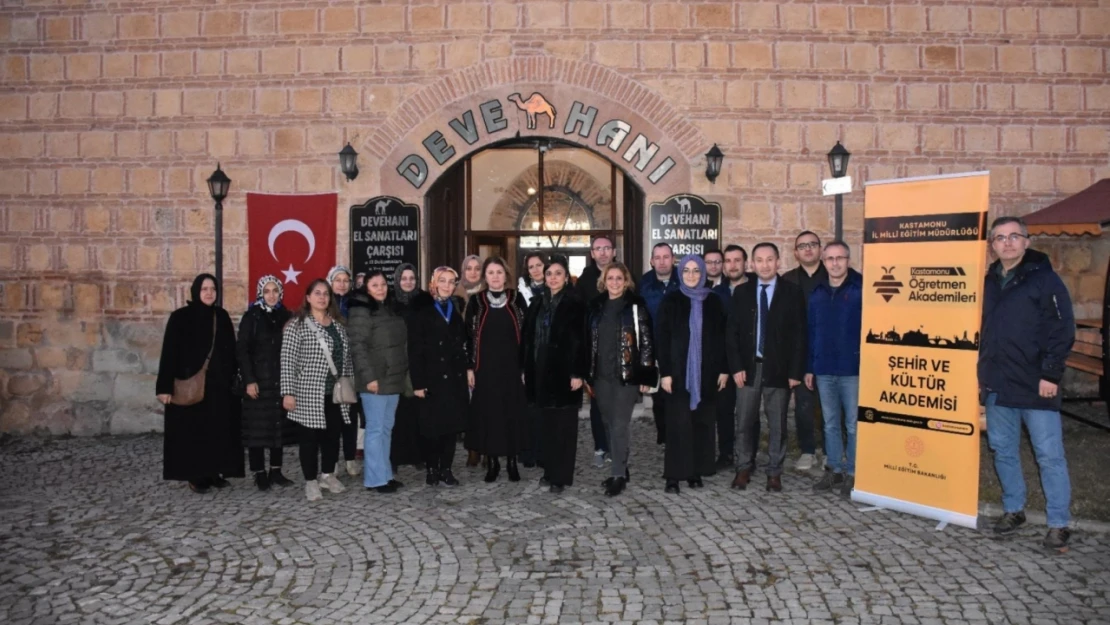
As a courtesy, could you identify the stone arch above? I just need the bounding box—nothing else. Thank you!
[369,57,706,201]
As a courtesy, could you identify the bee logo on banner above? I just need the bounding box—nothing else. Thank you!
[349,196,420,286]
[648,194,721,256]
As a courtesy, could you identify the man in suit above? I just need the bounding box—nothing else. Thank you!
[711,244,753,469]
[727,242,807,492]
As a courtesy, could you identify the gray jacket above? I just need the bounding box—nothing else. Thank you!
[347,292,409,396]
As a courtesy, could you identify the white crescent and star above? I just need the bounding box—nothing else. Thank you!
[267,219,316,284]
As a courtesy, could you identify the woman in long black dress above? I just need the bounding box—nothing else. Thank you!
[156,274,242,493]
[522,256,588,493]
[236,275,296,491]
[657,254,729,494]
[465,256,527,483]
[408,266,470,486]
[390,262,425,470]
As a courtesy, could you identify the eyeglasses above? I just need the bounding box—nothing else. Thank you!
[705,259,723,265]
[795,242,820,251]
[592,246,613,252]
[824,256,849,263]
[991,233,1029,244]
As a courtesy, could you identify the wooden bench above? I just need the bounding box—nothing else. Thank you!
[1062,319,1110,431]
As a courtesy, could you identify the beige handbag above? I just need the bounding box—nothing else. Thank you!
[171,314,216,406]
[314,323,358,405]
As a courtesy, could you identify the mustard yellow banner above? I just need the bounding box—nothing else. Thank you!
[855,172,989,528]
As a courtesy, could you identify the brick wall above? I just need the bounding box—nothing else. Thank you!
[1,0,1108,434]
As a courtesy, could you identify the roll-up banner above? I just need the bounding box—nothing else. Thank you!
[854,172,990,529]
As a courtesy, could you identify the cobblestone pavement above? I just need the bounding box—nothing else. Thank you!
[2,415,1109,625]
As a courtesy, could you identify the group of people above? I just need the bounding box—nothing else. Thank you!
[155,217,1074,549]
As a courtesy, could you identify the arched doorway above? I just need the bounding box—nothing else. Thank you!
[425,137,647,282]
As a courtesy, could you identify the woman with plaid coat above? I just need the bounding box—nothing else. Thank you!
[280,279,354,502]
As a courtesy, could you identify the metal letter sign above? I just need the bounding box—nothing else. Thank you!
[648,194,722,257]
[349,196,420,285]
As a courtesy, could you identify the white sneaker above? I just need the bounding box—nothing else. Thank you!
[333,461,347,477]
[346,460,362,476]
[305,480,323,502]
[319,473,346,494]
[795,453,816,472]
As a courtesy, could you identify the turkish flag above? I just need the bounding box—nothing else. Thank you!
[247,192,337,310]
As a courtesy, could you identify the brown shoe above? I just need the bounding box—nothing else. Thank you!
[466,451,481,467]
[730,469,751,490]
[766,475,783,492]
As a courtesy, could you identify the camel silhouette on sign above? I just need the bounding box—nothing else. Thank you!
[508,93,557,130]
[374,200,389,216]
[676,197,692,213]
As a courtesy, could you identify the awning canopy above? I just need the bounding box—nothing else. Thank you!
[1024,179,1110,236]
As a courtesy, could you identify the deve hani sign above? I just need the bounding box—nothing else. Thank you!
[395,91,678,189]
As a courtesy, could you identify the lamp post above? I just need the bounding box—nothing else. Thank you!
[705,144,724,184]
[206,163,231,306]
[827,141,850,241]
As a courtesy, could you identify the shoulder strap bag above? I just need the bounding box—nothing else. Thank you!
[312,321,358,405]
[171,313,216,406]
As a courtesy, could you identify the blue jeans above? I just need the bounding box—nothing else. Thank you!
[985,393,1071,528]
[360,393,399,488]
[815,375,859,475]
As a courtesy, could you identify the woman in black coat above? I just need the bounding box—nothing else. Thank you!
[156,274,243,494]
[522,256,588,493]
[657,255,729,494]
[390,262,425,470]
[408,266,470,486]
[236,275,295,491]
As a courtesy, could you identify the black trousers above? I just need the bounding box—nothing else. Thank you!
[652,392,667,443]
[299,401,342,481]
[520,404,544,466]
[663,390,717,481]
[340,405,359,461]
[542,406,579,487]
[716,380,736,458]
[422,434,456,471]
[248,447,283,472]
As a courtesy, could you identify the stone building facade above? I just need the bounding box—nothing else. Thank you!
[1,1,1108,434]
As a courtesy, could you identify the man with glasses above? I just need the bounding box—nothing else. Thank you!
[578,235,616,467]
[704,248,725,287]
[979,216,1074,550]
[804,241,862,498]
[782,231,827,472]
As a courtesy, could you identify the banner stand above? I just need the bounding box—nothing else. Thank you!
[852,491,978,530]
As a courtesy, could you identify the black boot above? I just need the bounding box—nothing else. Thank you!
[268,468,293,487]
[254,471,271,492]
[426,467,440,486]
[506,457,520,482]
[440,469,459,486]
[484,457,501,483]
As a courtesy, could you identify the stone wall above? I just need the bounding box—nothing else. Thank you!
[1,1,1108,434]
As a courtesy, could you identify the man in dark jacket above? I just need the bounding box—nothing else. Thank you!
[803,241,862,498]
[711,244,755,468]
[577,235,616,467]
[781,231,828,472]
[640,242,679,444]
[727,242,807,492]
[978,216,1074,550]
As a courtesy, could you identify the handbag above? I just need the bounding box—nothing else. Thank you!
[312,322,358,405]
[172,314,216,406]
[631,304,660,393]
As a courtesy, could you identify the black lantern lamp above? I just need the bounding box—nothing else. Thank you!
[705,143,724,184]
[206,163,231,306]
[827,141,850,178]
[339,143,359,181]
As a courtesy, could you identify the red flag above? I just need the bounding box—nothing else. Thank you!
[247,193,337,310]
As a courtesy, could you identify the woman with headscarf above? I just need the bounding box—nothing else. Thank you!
[390,262,425,470]
[281,279,355,502]
[465,257,528,483]
[237,275,296,491]
[516,251,547,308]
[522,256,588,494]
[586,262,655,497]
[156,274,242,493]
[657,255,729,494]
[327,265,362,478]
[348,270,409,494]
[408,266,470,486]
[455,254,484,304]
